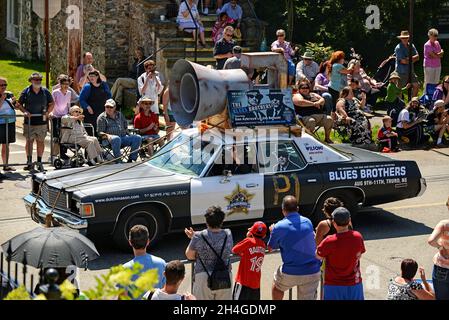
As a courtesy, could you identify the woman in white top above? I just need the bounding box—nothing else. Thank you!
[177,0,207,47]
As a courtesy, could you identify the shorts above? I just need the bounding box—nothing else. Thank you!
[273,266,320,300]
[398,72,418,88]
[287,60,296,77]
[0,123,16,144]
[323,283,364,300]
[232,283,260,301]
[23,124,47,141]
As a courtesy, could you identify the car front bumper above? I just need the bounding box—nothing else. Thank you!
[24,194,88,232]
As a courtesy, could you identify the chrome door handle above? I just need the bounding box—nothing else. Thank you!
[307,179,317,183]
[246,183,258,188]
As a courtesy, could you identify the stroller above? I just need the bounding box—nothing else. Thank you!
[372,55,396,109]
[52,123,95,170]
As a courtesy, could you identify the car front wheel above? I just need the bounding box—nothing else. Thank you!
[112,205,166,252]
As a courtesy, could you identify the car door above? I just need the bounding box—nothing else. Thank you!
[190,143,264,226]
[259,140,324,221]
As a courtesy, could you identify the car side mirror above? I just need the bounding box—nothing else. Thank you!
[220,170,232,184]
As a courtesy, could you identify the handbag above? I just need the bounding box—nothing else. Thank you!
[197,233,231,291]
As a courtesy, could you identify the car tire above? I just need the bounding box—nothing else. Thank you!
[113,205,167,252]
[312,190,358,225]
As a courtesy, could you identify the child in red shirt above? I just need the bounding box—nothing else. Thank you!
[378,115,400,152]
[232,221,267,300]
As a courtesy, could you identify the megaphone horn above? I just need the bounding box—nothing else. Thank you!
[169,60,251,127]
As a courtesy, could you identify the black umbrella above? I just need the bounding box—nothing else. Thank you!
[1,227,100,269]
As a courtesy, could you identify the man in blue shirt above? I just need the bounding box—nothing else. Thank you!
[220,0,243,30]
[123,225,166,298]
[268,196,321,300]
[394,30,420,98]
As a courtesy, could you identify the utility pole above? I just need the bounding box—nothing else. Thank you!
[408,0,414,101]
[44,0,50,88]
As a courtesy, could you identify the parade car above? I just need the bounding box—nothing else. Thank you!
[24,128,427,250]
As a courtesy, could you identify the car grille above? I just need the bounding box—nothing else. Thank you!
[40,183,68,210]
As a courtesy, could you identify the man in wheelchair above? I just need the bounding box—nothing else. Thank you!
[97,99,142,163]
[133,96,163,158]
[60,106,103,166]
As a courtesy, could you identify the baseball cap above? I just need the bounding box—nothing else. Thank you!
[105,99,116,107]
[332,207,351,225]
[248,221,267,238]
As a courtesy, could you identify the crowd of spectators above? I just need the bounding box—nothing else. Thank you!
[117,195,449,300]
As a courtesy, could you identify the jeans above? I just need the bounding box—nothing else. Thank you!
[321,92,333,115]
[109,135,142,161]
[433,265,449,300]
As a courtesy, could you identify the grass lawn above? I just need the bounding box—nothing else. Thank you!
[0,56,47,97]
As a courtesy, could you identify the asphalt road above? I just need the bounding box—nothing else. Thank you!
[1,129,448,300]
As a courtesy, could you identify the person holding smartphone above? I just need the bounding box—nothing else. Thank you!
[138,60,163,115]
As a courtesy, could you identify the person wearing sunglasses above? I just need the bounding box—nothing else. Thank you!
[427,196,449,300]
[49,75,74,165]
[137,60,163,114]
[213,26,236,70]
[61,106,103,166]
[79,69,112,133]
[293,80,334,144]
[424,28,444,94]
[271,29,299,85]
[0,77,17,175]
[17,73,54,172]
[134,96,162,157]
[97,99,142,164]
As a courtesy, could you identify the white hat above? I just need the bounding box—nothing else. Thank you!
[105,99,116,107]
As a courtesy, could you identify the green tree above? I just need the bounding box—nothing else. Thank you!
[256,0,447,74]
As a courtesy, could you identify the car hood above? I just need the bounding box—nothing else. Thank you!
[35,163,191,196]
[331,144,394,163]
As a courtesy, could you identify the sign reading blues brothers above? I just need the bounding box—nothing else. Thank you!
[227,89,296,127]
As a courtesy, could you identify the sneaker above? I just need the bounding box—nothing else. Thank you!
[3,166,16,172]
[23,163,35,172]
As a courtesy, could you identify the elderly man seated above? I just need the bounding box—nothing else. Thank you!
[97,99,142,163]
[293,80,334,144]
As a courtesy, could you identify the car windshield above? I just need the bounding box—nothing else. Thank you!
[148,133,221,177]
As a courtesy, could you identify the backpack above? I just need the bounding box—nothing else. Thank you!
[197,233,231,291]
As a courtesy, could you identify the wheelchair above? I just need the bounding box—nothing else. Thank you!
[52,123,96,170]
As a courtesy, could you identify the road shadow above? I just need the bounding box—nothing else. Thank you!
[88,226,250,271]
[88,208,433,271]
[355,208,434,241]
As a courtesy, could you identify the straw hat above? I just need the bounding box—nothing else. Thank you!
[397,31,410,39]
[389,72,401,81]
[301,51,315,60]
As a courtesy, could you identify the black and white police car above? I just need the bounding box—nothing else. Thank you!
[24,128,426,250]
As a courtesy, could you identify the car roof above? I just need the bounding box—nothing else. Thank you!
[181,127,351,164]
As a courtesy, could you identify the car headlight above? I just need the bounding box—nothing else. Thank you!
[80,203,95,218]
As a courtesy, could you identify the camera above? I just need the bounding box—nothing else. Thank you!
[5,92,14,100]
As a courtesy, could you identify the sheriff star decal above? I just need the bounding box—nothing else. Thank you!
[224,184,255,216]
